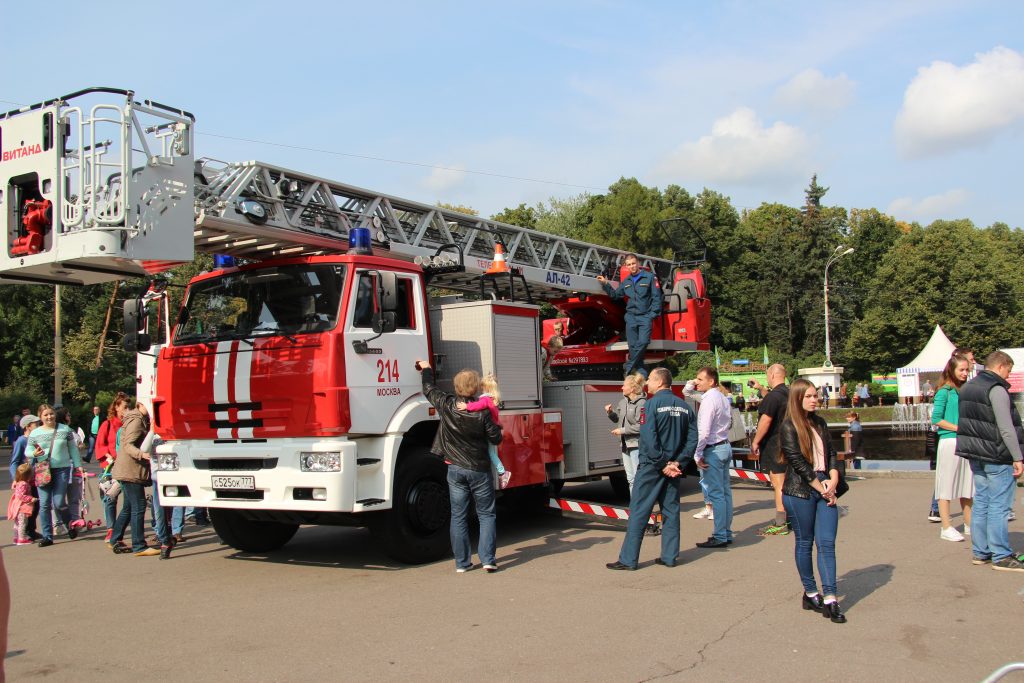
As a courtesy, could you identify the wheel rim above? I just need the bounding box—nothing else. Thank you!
[405,479,449,534]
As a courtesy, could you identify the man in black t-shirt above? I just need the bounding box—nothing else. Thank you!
[750,364,790,534]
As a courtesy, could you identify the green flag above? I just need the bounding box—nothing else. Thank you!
[714,346,721,368]
[763,345,769,365]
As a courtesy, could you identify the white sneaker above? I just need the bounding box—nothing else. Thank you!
[692,508,711,519]
[1010,511,1017,522]
[963,525,970,535]
[940,526,965,542]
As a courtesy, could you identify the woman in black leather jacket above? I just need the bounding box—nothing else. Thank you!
[779,378,846,624]
[417,360,503,573]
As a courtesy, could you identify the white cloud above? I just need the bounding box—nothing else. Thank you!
[655,108,811,184]
[774,69,855,114]
[895,46,1024,157]
[887,188,970,221]
[420,166,467,193]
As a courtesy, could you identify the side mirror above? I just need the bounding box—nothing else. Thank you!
[123,299,152,353]
[378,271,398,312]
[372,312,397,334]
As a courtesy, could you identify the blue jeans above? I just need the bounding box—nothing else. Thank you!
[111,482,148,552]
[38,467,72,542]
[447,465,497,568]
[783,474,840,595]
[102,483,119,529]
[623,448,639,494]
[150,481,173,546]
[969,461,1017,561]
[618,462,681,567]
[171,506,185,535]
[702,443,734,542]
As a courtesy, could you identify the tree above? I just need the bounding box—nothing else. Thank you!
[845,219,1024,372]
[491,203,538,229]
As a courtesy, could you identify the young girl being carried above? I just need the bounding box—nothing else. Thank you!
[8,463,38,545]
[462,374,512,488]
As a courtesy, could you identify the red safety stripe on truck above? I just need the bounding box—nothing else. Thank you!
[549,498,657,525]
[730,467,771,483]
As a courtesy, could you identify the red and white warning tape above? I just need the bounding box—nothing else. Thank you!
[730,467,771,483]
[549,498,658,525]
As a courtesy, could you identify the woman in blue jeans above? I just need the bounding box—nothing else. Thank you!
[779,379,846,624]
[26,406,82,547]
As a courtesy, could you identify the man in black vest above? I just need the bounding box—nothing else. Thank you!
[955,350,1024,572]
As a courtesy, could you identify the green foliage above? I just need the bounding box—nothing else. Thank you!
[491,203,538,229]
[3,173,1022,411]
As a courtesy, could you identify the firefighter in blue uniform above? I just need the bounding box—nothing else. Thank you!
[597,253,664,377]
[607,368,698,569]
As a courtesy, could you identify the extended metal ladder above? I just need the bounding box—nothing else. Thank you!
[1,87,676,299]
[193,158,675,299]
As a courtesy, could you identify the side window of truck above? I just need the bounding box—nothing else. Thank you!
[352,272,416,330]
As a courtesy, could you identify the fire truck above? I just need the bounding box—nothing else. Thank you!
[1,89,712,562]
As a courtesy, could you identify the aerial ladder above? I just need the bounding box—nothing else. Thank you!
[1,88,710,373]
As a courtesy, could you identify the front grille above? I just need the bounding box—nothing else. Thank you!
[214,490,264,500]
[194,458,278,471]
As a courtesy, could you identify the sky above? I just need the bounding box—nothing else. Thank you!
[3,0,1023,227]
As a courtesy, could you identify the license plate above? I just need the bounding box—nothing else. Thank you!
[211,475,255,490]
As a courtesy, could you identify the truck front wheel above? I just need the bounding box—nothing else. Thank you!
[209,509,299,553]
[371,448,450,564]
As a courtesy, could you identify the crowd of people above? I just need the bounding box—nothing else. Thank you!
[927,349,1024,571]
[416,339,1024,627]
[5,395,208,559]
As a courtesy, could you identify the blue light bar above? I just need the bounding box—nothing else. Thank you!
[349,227,373,255]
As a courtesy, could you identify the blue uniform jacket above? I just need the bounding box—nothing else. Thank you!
[602,269,663,319]
[639,388,698,470]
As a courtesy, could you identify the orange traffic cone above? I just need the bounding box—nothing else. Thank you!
[486,243,510,274]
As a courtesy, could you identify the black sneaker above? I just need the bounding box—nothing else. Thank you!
[992,556,1024,572]
[38,539,53,548]
[67,526,78,540]
[160,545,173,560]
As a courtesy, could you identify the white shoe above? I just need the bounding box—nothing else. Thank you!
[940,526,965,542]
[692,508,711,519]
[963,525,970,535]
[1010,511,1017,521]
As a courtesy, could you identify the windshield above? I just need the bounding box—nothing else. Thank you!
[173,264,345,344]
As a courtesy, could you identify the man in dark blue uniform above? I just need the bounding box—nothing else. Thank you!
[607,368,698,569]
[597,254,663,377]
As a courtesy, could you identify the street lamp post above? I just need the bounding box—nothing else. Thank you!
[823,246,854,368]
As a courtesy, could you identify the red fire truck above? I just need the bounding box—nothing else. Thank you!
[1,89,712,562]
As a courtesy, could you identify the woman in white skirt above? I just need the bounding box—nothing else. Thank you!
[932,353,973,542]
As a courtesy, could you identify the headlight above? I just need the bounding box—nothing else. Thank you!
[156,453,179,471]
[300,452,342,472]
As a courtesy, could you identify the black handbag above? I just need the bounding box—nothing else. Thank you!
[925,426,938,470]
[835,469,849,498]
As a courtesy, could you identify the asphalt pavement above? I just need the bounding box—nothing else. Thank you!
[2,463,1022,682]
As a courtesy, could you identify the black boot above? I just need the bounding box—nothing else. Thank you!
[822,601,847,623]
[801,593,824,613]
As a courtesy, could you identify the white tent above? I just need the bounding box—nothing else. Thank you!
[896,325,957,397]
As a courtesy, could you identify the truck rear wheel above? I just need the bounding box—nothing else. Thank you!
[371,448,451,564]
[209,509,299,553]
